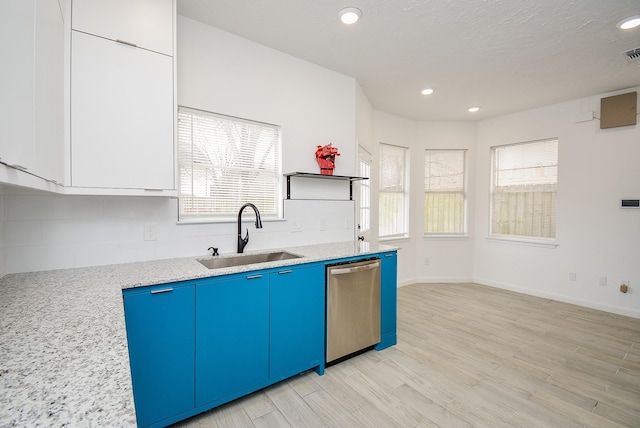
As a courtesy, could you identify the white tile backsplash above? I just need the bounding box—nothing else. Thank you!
[2,194,355,273]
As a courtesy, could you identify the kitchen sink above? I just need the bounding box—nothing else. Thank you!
[197,251,303,269]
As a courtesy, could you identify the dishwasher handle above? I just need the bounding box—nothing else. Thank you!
[330,261,380,275]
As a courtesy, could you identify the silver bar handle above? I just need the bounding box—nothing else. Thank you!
[278,270,293,275]
[246,274,263,280]
[330,261,380,275]
[9,164,28,171]
[151,288,173,294]
[116,39,137,48]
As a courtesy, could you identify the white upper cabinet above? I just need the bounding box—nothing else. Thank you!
[34,0,65,183]
[70,31,174,190]
[0,0,64,186]
[71,0,173,56]
[0,0,35,171]
[69,0,176,192]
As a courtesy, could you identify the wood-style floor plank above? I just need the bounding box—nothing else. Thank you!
[172,283,640,428]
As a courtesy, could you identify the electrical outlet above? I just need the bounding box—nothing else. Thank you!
[424,258,430,266]
[143,223,157,241]
[320,218,326,231]
[569,272,576,281]
[620,280,630,294]
[599,276,607,287]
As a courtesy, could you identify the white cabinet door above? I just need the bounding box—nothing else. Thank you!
[0,0,63,184]
[72,0,173,56]
[71,31,174,190]
[34,0,64,183]
[0,0,35,171]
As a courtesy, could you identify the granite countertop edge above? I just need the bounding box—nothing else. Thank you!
[122,241,398,290]
[0,241,397,427]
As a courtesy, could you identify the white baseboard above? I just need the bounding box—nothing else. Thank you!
[474,277,640,319]
[397,276,473,287]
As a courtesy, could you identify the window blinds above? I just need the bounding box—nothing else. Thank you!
[491,139,558,239]
[424,150,466,234]
[379,143,408,237]
[178,108,280,219]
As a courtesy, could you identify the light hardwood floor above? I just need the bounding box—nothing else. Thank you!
[173,283,640,428]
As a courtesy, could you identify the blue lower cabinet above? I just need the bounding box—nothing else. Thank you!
[123,284,195,428]
[195,274,269,407]
[270,264,325,380]
[122,254,394,427]
[377,251,398,350]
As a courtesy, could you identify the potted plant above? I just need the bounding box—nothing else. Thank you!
[315,143,340,175]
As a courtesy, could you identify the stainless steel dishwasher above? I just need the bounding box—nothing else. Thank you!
[326,258,381,364]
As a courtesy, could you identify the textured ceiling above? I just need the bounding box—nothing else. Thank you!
[177,0,640,121]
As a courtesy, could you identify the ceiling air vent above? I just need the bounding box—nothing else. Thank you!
[624,47,640,61]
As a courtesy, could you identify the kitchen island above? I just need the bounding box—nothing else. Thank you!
[0,241,396,427]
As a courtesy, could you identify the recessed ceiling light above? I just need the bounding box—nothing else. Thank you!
[617,15,640,30]
[339,7,361,24]
[468,106,481,113]
[421,88,434,95]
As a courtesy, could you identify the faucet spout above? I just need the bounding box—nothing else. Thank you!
[237,203,263,253]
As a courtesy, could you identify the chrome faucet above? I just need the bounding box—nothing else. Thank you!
[237,203,263,253]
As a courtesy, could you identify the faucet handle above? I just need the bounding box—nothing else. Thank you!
[207,247,219,256]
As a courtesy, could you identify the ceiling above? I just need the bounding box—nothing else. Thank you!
[177,0,640,122]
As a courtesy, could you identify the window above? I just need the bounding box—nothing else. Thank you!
[178,108,281,220]
[379,143,409,238]
[358,147,372,233]
[424,149,467,235]
[491,138,558,239]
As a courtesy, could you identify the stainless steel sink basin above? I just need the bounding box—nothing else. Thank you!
[197,251,303,269]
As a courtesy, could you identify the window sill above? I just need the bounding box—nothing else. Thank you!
[177,217,285,225]
[424,234,469,241]
[486,235,558,248]
[380,235,411,243]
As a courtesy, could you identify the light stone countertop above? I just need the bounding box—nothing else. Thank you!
[0,241,397,427]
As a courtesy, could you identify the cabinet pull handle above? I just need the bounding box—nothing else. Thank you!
[116,39,137,48]
[246,274,263,280]
[151,288,173,294]
[384,253,394,257]
[9,164,28,171]
[278,270,293,275]
[331,262,379,275]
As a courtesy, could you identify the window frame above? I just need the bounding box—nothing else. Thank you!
[489,138,558,245]
[357,146,372,234]
[424,149,468,237]
[378,142,410,240]
[177,107,282,223]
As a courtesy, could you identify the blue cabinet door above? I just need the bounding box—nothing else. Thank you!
[270,264,325,380]
[195,274,269,407]
[123,284,195,428]
[377,252,398,350]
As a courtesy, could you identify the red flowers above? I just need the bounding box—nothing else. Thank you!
[315,143,340,160]
[315,143,340,175]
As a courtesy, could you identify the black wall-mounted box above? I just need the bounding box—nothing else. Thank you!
[621,199,640,208]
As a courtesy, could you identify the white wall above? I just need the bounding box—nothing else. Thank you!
[474,87,640,318]
[372,111,478,286]
[1,16,360,274]
[373,110,418,286]
[416,121,477,283]
[177,16,357,177]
